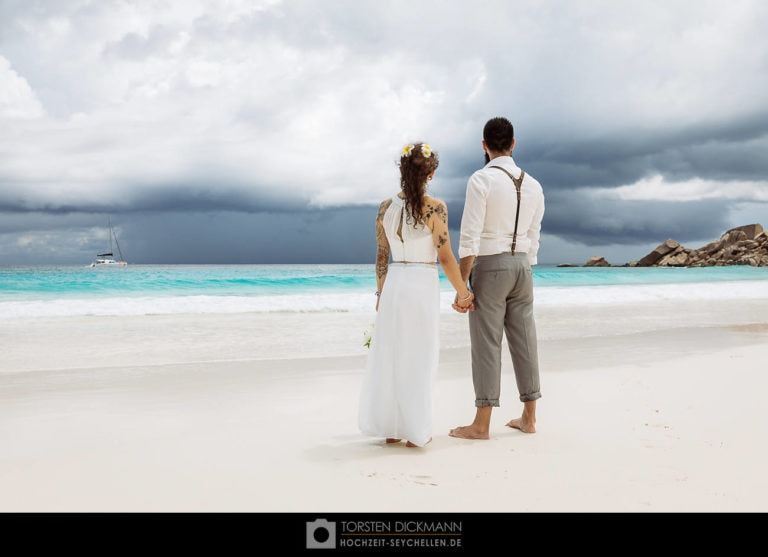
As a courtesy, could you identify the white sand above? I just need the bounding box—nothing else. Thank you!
[1,298,767,512]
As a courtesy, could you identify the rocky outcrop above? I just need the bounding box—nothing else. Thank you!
[630,224,767,267]
[567,224,767,267]
[584,256,611,267]
[633,239,680,267]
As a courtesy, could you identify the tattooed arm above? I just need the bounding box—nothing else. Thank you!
[425,198,472,309]
[375,199,392,310]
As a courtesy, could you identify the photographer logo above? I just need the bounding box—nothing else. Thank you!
[306,519,336,549]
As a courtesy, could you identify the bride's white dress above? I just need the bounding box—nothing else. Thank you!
[358,196,439,447]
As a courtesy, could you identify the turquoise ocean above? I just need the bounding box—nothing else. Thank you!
[1,263,766,321]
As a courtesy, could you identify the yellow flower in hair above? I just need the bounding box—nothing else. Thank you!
[401,144,415,157]
[421,144,433,158]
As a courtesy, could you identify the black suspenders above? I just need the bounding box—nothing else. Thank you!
[489,166,525,253]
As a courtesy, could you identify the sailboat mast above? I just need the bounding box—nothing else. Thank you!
[113,221,126,262]
[108,216,114,255]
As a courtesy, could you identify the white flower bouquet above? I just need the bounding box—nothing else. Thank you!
[363,323,374,349]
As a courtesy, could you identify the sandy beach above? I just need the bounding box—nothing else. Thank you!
[2,297,768,514]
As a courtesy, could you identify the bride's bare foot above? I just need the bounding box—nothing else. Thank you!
[405,438,432,448]
[385,438,402,444]
[506,417,536,434]
[448,425,490,440]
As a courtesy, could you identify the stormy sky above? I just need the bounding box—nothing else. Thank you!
[1,0,766,266]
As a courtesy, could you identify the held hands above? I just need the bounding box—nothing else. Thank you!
[452,291,474,313]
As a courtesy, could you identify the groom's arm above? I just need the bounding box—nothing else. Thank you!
[459,256,475,283]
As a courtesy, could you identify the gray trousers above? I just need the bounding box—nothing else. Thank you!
[468,252,541,406]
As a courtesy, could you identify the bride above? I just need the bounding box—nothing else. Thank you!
[358,142,474,448]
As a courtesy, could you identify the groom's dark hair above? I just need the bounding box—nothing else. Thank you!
[483,117,514,153]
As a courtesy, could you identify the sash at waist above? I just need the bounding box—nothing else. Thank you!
[391,261,437,267]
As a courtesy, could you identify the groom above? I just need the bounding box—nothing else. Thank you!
[450,116,545,439]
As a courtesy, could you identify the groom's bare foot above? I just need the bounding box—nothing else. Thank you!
[448,425,490,440]
[506,418,536,434]
[385,438,402,444]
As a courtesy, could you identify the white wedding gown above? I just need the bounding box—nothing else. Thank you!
[358,196,439,447]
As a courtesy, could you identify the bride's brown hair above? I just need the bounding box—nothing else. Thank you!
[399,142,439,227]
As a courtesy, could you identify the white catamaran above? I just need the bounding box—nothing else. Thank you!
[90,217,127,267]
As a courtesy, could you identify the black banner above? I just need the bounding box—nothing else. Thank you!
[0,512,761,553]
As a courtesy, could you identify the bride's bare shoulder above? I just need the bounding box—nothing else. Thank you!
[424,196,448,219]
[377,198,393,219]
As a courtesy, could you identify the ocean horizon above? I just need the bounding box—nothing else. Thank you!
[1,263,766,321]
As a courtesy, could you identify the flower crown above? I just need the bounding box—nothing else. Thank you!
[401,143,433,158]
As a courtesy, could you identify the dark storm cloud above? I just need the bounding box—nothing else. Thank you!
[101,207,381,265]
[542,193,728,246]
[517,109,768,191]
[0,178,308,215]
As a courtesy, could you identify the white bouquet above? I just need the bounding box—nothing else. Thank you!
[363,323,374,349]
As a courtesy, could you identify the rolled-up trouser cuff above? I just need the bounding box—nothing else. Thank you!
[475,399,500,408]
[520,392,542,403]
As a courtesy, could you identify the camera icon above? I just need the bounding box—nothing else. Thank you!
[306,519,336,549]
